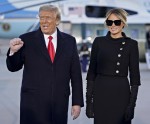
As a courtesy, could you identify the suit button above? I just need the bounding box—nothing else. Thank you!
[117,62,120,65]
[116,70,119,73]
[120,48,123,50]
[118,54,121,57]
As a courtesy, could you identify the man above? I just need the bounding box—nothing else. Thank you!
[80,43,90,72]
[145,28,150,69]
[6,5,84,124]
[146,28,150,49]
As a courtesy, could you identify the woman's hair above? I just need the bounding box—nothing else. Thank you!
[39,5,61,24]
[105,8,128,27]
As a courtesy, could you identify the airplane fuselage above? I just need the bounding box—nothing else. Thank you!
[0,18,36,38]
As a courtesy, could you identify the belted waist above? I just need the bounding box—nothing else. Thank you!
[97,73,127,78]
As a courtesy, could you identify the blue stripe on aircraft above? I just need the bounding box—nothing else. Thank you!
[0,0,38,18]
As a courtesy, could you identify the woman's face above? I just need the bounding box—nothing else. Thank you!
[106,13,125,37]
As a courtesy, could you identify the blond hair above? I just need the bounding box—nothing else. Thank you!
[105,8,128,27]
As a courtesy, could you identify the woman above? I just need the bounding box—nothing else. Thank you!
[86,8,141,124]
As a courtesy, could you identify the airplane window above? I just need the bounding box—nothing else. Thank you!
[85,6,138,18]
[125,9,138,15]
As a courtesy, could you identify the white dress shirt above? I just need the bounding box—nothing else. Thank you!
[44,30,57,52]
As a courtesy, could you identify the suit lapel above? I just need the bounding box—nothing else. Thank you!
[34,29,52,63]
[53,29,65,63]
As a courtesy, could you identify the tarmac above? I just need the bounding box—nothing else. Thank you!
[0,39,150,124]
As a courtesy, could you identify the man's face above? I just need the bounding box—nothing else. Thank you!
[39,10,59,35]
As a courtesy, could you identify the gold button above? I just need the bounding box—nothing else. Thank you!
[118,54,121,57]
[117,62,120,65]
[116,70,119,73]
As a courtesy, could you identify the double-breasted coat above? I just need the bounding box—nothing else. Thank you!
[6,28,84,124]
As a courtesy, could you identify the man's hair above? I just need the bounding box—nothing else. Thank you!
[39,5,61,25]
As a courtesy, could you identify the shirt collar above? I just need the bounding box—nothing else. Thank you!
[43,29,57,40]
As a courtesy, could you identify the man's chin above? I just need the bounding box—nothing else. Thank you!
[42,31,50,35]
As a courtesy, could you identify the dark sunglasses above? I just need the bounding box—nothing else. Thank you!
[106,20,122,26]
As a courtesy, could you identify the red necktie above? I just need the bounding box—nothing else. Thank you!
[48,36,55,63]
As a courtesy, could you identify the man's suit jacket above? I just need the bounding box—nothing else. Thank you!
[6,28,84,124]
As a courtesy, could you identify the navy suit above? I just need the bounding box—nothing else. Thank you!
[6,28,84,124]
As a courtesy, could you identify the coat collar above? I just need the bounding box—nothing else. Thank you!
[106,31,127,38]
[34,28,65,64]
